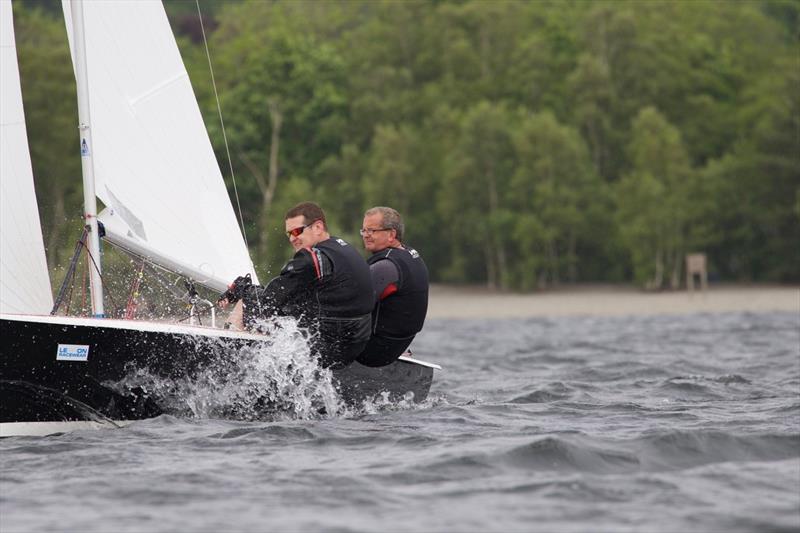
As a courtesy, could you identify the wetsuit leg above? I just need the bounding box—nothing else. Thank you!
[356,334,414,367]
[315,315,371,369]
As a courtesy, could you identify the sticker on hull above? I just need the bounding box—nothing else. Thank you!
[56,344,90,362]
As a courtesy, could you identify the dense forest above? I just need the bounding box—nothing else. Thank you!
[12,0,800,291]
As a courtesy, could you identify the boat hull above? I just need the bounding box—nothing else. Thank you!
[0,314,436,434]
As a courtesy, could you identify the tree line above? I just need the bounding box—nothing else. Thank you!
[13,0,799,291]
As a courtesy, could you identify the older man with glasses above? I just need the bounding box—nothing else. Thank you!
[356,206,429,367]
[219,201,373,369]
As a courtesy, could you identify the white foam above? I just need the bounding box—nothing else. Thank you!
[110,317,344,421]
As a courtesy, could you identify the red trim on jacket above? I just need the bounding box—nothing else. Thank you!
[310,248,322,279]
[379,282,398,300]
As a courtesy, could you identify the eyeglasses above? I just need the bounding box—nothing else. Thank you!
[286,224,310,238]
[285,220,319,238]
[359,227,391,237]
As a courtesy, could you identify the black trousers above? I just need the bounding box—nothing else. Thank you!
[314,314,372,369]
[355,333,415,368]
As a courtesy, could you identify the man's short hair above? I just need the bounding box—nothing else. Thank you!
[365,206,404,241]
[286,202,327,230]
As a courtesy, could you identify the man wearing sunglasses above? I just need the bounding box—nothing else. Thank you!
[220,202,373,369]
[356,206,429,367]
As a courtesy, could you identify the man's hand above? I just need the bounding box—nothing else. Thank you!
[218,273,252,306]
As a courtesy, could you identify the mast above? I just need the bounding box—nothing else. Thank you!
[70,0,104,317]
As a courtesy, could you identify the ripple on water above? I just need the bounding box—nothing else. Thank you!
[1,310,798,533]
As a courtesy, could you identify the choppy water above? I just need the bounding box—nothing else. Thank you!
[1,311,799,532]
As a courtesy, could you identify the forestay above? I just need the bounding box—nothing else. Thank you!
[61,0,257,293]
[0,0,55,314]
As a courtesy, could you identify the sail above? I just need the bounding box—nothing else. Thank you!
[62,1,257,293]
[0,0,55,315]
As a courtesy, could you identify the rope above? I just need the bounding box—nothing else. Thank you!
[82,253,87,313]
[194,0,250,251]
[125,260,146,320]
[83,243,122,317]
[64,270,76,316]
[52,230,88,315]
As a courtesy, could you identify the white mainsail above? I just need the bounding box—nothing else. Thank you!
[62,0,257,293]
[0,0,55,315]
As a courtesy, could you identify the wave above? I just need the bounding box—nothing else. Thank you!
[509,382,575,403]
[774,401,800,414]
[650,374,759,400]
[505,376,761,407]
[489,430,800,475]
[657,378,725,399]
[638,430,800,469]
[503,436,641,474]
[211,425,318,441]
[713,374,752,385]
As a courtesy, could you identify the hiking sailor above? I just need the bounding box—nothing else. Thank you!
[220,202,374,369]
[356,206,429,367]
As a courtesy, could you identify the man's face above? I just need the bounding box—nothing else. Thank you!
[361,213,395,253]
[285,215,325,251]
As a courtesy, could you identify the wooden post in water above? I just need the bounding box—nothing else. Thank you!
[686,253,708,292]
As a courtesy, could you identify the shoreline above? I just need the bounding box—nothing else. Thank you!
[426,284,800,319]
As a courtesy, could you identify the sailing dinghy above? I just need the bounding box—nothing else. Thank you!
[0,0,438,437]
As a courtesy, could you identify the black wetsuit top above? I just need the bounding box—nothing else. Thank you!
[242,237,373,368]
[356,245,429,367]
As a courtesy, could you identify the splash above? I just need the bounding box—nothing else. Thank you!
[349,390,449,417]
[110,317,345,421]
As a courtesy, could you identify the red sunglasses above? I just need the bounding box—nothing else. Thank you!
[285,220,320,238]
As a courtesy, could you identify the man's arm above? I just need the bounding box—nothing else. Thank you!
[370,259,399,302]
[245,247,333,317]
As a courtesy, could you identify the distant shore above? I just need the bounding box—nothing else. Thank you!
[426,284,800,319]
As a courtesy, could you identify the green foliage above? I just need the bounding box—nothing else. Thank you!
[13,0,798,292]
[616,107,692,288]
[511,111,609,286]
[438,101,516,287]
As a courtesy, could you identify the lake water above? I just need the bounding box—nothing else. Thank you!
[1,311,798,532]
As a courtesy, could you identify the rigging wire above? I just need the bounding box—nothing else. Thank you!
[83,243,122,317]
[194,0,250,251]
[125,259,146,320]
[112,245,215,324]
[51,228,87,315]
